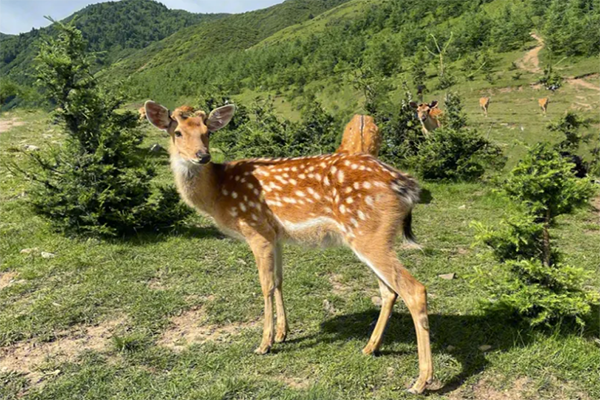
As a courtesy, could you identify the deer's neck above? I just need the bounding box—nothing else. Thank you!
[169,152,221,215]
[422,115,440,132]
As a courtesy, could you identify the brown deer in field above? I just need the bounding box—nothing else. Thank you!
[337,114,381,156]
[479,97,490,117]
[410,101,442,135]
[539,97,549,116]
[144,100,434,394]
[138,106,147,121]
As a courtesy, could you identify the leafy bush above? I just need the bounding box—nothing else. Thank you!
[473,143,598,327]
[210,97,339,161]
[413,127,504,181]
[26,21,191,236]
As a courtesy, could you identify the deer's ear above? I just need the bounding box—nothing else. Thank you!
[207,104,236,132]
[145,100,171,130]
[429,100,438,108]
[409,101,418,109]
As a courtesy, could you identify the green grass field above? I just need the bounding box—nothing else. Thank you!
[1,41,600,400]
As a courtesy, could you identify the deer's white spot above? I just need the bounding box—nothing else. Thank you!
[295,190,305,197]
[339,204,346,214]
[222,189,229,196]
[363,182,372,189]
[231,191,238,199]
[366,196,374,206]
[240,203,247,212]
[289,178,298,185]
[346,197,354,204]
[358,210,367,220]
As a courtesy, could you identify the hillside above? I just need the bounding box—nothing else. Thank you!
[0,0,225,84]
[102,0,352,83]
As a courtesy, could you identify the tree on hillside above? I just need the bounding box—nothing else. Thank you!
[26,20,190,236]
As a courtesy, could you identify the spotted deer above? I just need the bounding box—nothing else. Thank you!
[479,97,490,117]
[539,97,549,116]
[144,101,434,394]
[337,114,381,156]
[410,101,442,135]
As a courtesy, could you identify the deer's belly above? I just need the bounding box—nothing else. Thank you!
[278,216,345,247]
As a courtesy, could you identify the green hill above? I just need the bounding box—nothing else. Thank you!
[0,0,226,84]
[102,0,352,83]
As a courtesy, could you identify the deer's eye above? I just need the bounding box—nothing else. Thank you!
[174,131,182,138]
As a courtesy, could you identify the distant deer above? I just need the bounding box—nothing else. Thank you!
[539,98,549,116]
[479,97,490,117]
[144,101,434,394]
[138,106,147,121]
[410,101,442,135]
[337,114,381,156]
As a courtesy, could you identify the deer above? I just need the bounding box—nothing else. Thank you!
[138,106,147,121]
[410,101,442,135]
[479,97,490,117]
[144,100,434,394]
[337,114,381,156]
[539,97,549,116]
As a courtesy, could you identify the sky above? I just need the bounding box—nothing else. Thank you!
[0,0,285,35]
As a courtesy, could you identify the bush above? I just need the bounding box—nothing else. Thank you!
[210,97,339,161]
[26,20,191,236]
[473,143,598,327]
[413,127,504,181]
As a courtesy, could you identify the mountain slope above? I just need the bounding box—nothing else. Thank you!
[0,0,225,84]
[104,0,352,78]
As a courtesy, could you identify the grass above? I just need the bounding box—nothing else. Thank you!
[1,99,599,399]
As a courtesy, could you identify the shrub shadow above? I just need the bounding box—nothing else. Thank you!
[285,310,539,395]
[118,223,227,246]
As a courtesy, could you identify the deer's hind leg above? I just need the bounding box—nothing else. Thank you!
[273,241,289,343]
[362,278,397,356]
[352,241,433,394]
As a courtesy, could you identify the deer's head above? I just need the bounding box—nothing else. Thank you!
[410,101,438,122]
[145,101,236,165]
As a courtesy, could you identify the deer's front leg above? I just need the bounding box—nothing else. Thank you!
[249,236,276,355]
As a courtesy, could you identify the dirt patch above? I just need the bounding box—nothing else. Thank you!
[0,117,25,134]
[448,376,592,400]
[157,307,258,352]
[329,273,353,295]
[498,86,523,93]
[0,271,18,290]
[0,316,126,384]
[276,374,311,390]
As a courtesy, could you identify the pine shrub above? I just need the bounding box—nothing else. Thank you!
[27,21,191,236]
[473,143,598,327]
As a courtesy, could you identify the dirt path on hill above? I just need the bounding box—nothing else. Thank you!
[566,74,600,91]
[517,33,543,73]
[517,33,600,91]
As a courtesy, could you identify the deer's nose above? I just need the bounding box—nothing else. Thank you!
[196,151,211,164]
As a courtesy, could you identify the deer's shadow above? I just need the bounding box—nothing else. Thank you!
[283,308,598,395]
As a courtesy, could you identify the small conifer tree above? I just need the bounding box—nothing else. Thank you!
[474,143,598,327]
[27,20,190,236]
